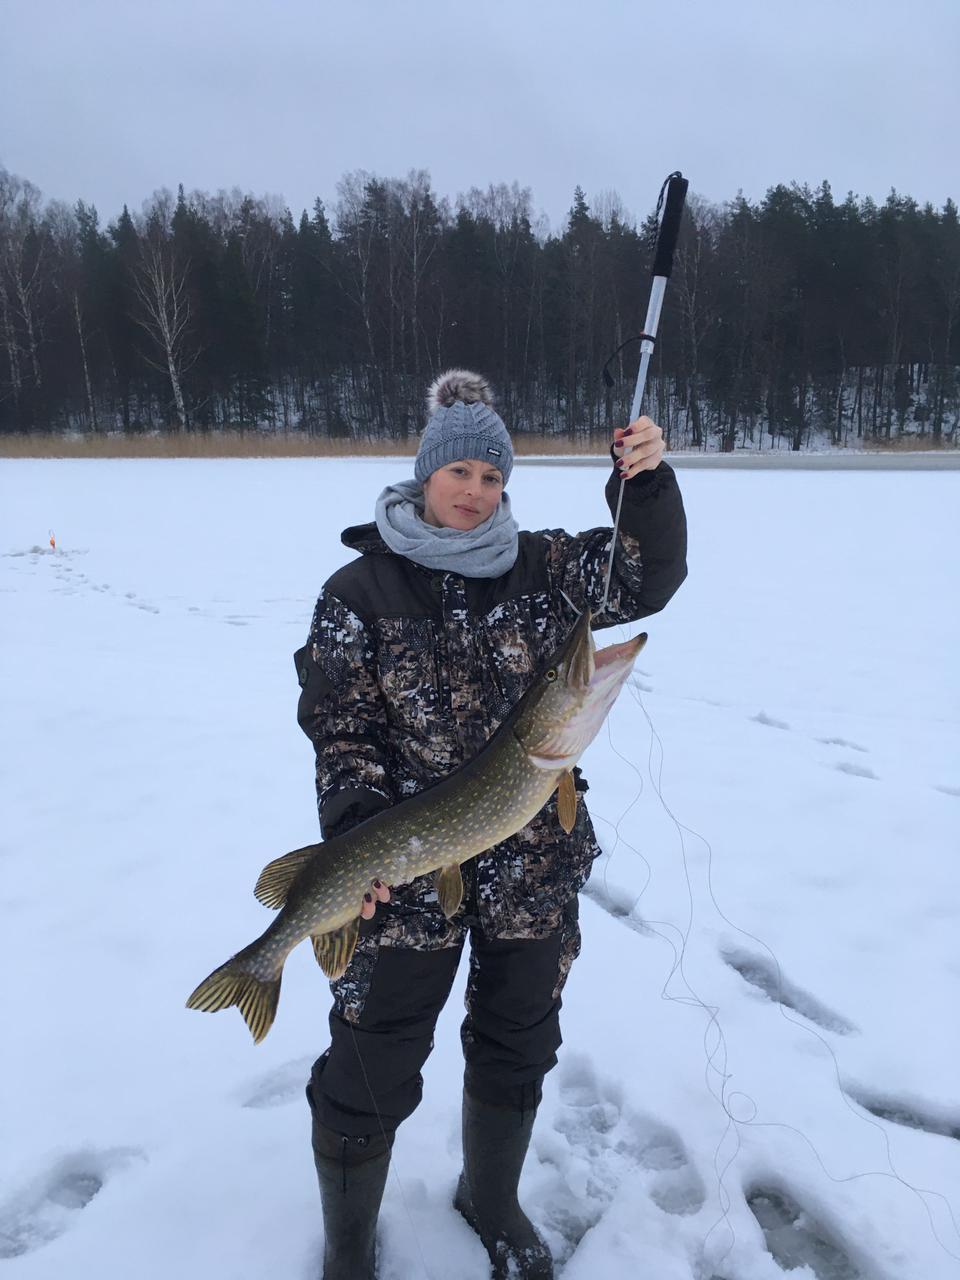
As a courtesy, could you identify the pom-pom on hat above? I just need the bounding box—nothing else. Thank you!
[415,369,514,486]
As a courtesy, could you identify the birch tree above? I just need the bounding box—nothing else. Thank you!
[133,196,194,428]
[0,169,48,399]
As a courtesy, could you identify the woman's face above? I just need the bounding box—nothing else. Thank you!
[422,459,505,531]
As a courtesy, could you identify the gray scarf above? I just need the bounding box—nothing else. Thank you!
[375,479,519,578]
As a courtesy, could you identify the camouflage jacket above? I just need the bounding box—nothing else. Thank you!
[295,460,687,945]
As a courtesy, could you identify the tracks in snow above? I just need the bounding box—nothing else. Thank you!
[0,1148,145,1261]
[1,544,311,629]
[584,881,957,1277]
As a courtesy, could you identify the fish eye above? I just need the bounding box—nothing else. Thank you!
[544,668,557,682]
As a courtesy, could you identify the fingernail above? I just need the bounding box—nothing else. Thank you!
[373,880,382,889]
[364,893,373,903]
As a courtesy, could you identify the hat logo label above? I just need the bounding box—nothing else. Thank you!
[486,447,502,457]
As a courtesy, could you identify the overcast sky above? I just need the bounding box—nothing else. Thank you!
[1,0,957,231]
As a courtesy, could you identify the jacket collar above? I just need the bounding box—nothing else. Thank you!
[341,521,392,555]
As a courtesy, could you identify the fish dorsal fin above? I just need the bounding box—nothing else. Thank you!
[312,919,360,979]
[254,844,321,909]
[557,770,578,834]
[436,864,464,919]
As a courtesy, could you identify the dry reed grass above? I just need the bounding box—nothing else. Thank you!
[5,430,952,461]
[867,434,957,452]
[0,431,610,460]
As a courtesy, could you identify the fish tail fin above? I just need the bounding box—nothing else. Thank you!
[186,954,281,1045]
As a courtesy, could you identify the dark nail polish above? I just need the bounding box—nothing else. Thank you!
[373,880,382,889]
[364,893,373,903]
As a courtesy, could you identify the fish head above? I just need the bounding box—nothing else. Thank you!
[514,611,647,771]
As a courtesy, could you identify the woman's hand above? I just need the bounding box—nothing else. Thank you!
[360,879,391,920]
[613,416,664,479]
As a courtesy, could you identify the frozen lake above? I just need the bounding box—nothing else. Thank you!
[1,458,958,1279]
[517,451,960,471]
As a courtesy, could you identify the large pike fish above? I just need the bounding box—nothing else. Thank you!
[187,611,645,1042]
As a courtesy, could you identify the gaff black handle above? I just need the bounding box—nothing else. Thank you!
[651,173,689,278]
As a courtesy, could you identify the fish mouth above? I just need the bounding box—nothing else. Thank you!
[594,632,646,671]
[584,631,646,713]
[525,623,646,769]
[555,614,645,693]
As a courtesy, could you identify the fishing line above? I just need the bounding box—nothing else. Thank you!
[334,587,630,1278]
[631,680,960,1262]
[591,720,741,1267]
[579,559,957,1262]
[348,1019,437,1280]
[591,166,957,1267]
[597,652,960,1269]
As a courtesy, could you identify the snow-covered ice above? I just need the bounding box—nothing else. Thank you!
[1,458,958,1279]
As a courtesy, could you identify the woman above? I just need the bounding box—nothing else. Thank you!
[295,370,687,1279]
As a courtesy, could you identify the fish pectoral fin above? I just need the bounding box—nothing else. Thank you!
[312,919,360,980]
[254,844,321,909]
[556,770,578,834]
[436,864,464,920]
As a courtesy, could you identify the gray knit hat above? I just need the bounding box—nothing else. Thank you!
[415,370,514,486]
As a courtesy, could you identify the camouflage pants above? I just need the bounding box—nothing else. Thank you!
[307,897,581,1137]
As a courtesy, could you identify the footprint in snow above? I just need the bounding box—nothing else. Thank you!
[4,547,87,561]
[934,784,960,798]
[239,1055,314,1109]
[818,736,869,753]
[751,711,790,730]
[832,761,878,781]
[746,1184,869,1279]
[116,589,159,614]
[0,1147,145,1259]
[537,1054,705,1263]
[843,1083,960,1142]
[720,946,858,1035]
[581,881,652,939]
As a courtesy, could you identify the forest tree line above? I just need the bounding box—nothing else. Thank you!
[1,165,958,449]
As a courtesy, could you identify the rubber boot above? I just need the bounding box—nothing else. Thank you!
[454,1089,553,1279]
[311,1117,393,1280]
